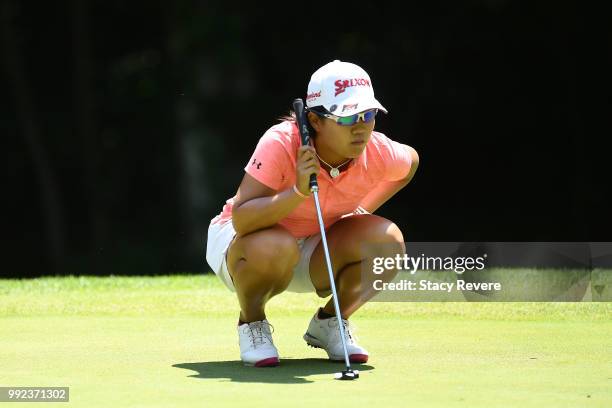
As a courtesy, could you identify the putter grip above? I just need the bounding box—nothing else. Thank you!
[292,98,318,190]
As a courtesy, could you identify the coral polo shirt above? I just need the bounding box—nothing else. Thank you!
[210,120,413,238]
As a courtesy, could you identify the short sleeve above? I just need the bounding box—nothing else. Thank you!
[383,139,413,182]
[244,128,293,191]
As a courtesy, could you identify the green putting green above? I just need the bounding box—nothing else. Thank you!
[1,275,610,407]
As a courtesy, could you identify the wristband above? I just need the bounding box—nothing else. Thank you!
[293,184,308,198]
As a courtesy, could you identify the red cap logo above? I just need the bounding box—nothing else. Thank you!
[334,78,371,97]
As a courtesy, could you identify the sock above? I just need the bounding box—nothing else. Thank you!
[317,308,334,320]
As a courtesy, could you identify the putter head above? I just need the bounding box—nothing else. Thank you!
[334,369,359,380]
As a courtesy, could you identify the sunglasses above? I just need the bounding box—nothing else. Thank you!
[314,108,378,126]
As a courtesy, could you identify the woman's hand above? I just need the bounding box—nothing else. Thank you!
[295,145,320,196]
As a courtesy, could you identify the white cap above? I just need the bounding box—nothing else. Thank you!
[305,60,387,117]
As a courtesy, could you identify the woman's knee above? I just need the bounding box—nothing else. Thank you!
[229,226,299,283]
[336,215,405,253]
[367,216,405,246]
[344,216,405,281]
[364,217,404,282]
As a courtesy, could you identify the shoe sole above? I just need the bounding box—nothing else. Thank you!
[243,357,280,367]
[303,333,369,363]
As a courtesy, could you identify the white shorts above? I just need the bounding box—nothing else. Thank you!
[205,220,322,293]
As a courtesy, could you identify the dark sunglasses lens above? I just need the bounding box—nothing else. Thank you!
[363,110,377,122]
[335,109,378,126]
[337,115,357,126]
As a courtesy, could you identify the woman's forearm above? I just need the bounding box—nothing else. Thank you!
[359,179,411,213]
[232,187,305,236]
[363,147,420,213]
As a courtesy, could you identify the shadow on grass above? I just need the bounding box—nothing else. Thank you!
[173,358,374,384]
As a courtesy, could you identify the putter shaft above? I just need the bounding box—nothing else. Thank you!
[311,187,352,370]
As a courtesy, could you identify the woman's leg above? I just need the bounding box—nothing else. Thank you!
[226,225,299,322]
[308,214,405,318]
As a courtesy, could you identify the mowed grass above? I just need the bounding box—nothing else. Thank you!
[1,274,611,408]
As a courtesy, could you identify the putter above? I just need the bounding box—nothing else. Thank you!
[292,98,359,381]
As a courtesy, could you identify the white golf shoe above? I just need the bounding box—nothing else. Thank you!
[238,319,279,367]
[303,309,369,363]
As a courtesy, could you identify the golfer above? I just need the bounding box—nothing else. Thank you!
[206,60,419,367]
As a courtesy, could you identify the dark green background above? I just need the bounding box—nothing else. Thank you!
[2,1,608,277]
